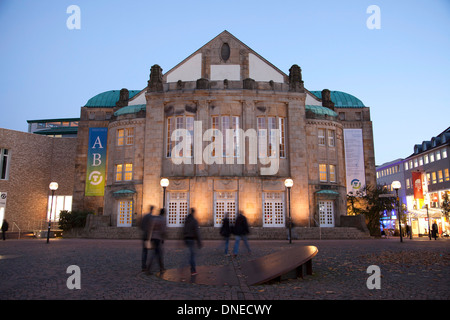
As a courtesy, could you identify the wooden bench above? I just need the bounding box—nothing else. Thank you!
[240,245,318,285]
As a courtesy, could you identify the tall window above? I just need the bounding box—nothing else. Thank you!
[445,169,449,181]
[257,116,286,158]
[166,115,194,158]
[0,149,10,180]
[318,129,325,146]
[210,115,240,158]
[117,128,134,146]
[319,164,327,182]
[328,130,335,147]
[329,164,336,182]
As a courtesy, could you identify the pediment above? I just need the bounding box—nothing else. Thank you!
[163,31,288,84]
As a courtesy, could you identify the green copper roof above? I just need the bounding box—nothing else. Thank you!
[114,104,146,116]
[305,105,338,117]
[310,91,365,108]
[84,90,141,107]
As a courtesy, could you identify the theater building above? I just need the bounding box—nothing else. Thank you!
[71,31,375,233]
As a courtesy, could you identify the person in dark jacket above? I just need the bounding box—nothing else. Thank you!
[232,211,251,256]
[183,208,202,275]
[220,213,231,255]
[431,221,439,240]
[147,208,167,274]
[1,219,8,241]
[140,206,154,270]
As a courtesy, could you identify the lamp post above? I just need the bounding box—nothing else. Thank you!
[160,178,169,210]
[48,182,58,244]
[391,181,402,242]
[425,204,431,240]
[284,178,293,244]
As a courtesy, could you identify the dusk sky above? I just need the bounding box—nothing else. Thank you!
[0,0,449,166]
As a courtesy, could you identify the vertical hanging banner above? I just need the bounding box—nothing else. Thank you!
[85,128,108,196]
[344,129,366,194]
[412,171,424,200]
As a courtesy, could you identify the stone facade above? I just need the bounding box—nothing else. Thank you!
[72,31,375,233]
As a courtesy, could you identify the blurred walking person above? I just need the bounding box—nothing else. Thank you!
[147,208,167,274]
[183,208,202,275]
[140,205,154,271]
[1,219,8,241]
[220,213,231,255]
[431,220,439,240]
[232,211,251,256]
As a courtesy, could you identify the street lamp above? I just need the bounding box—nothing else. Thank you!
[160,178,169,209]
[284,178,293,244]
[48,182,58,244]
[391,181,402,242]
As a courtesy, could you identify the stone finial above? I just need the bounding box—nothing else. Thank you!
[116,88,129,107]
[148,64,164,92]
[289,64,304,93]
[321,89,335,110]
[243,78,256,90]
[196,78,209,90]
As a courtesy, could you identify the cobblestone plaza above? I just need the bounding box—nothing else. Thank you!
[0,238,448,301]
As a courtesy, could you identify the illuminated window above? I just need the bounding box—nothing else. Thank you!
[436,150,441,161]
[445,169,449,181]
[117,128,134,146]
[432,172,437,184]
[424,154,429,164]
[124,164,133,181]
[442,149,447,158]
[115,164,123,181]
[438,170,443,183]
[115,163,133,181]
[319,164,327,182]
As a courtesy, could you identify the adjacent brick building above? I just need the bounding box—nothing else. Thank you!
[0,129,76,231]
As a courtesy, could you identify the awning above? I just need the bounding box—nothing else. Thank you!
[112,189,136,198]
[406,209,444,219]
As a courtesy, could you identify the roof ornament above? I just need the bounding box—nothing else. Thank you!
[321,89,335,111]
[148,64,164,92]
[288,64,304,93]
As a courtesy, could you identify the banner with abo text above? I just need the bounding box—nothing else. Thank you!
[344,129,366,195]
[85,127,108,196]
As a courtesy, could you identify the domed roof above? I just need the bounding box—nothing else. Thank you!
[84,90,141,107]
[310,91,365,108]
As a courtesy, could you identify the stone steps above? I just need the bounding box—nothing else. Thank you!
[64,226,371,240]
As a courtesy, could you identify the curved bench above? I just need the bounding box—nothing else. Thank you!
[158,245,318,286]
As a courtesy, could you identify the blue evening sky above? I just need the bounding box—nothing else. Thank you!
[0,0,449,166]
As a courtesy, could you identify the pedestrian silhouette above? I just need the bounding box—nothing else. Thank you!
[431,221,438,240]
[1,219,8,240]
[183,208,202,275]
[140,205,154,271]
[147,208,167,274]
[232,211,251,256]
[220,213,231,255]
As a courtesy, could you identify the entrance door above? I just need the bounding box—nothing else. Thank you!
[263,192,285,227]
[117,200,133,227]
[167,192,189,227]
[319,200,334,227]
[214,192,236,227]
